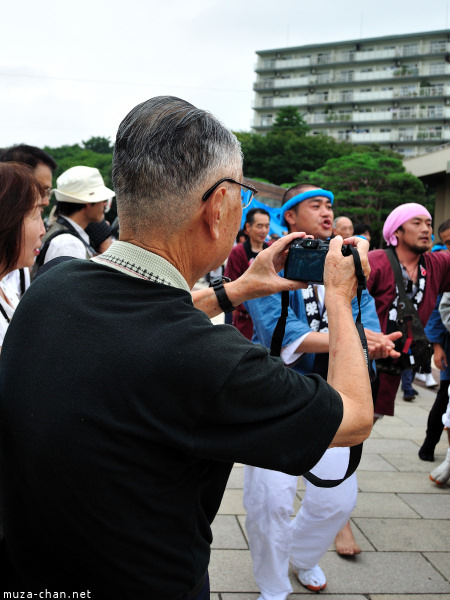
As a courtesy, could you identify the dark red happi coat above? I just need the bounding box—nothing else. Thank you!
[367,249,450,416]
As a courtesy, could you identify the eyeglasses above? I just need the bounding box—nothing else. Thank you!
[202,178,257,209]
[43,187,53,198]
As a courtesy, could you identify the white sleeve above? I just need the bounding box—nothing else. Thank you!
[439,292,450,332]
[281,332,313,365]
[281,286,325,365]
[44,234,87,263]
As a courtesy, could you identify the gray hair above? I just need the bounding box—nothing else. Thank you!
[333,216,351,228]
[113,96,242,234]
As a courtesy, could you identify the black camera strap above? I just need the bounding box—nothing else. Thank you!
[270,244,369,488]
[270,290,290,357]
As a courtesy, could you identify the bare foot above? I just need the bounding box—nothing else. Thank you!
[334,521,361,556]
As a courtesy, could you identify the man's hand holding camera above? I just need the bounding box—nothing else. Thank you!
[324,235,370,305]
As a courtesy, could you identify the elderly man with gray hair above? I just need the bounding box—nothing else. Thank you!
[0,96,373,599]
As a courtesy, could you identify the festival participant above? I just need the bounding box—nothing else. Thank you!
[429,292,450,485]
[333,215,353,238]
[244,183,399,598]
[225,207,270,339]
[367,203,450,418]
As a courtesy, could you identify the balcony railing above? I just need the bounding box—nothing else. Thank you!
[354,48,398,61]
[256,42,450,72]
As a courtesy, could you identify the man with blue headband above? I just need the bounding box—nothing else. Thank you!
[244,183,400,599]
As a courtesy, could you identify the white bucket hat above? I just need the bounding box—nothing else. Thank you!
[54,166,115,204]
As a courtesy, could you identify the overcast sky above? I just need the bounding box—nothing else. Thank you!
[1,0,449,148]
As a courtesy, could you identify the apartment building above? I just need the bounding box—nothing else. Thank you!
[253,30,450,156]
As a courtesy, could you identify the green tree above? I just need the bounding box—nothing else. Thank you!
[298,152,429,247]
[235,130,353,185]
[82,136,114,154]
[272,106,310,136]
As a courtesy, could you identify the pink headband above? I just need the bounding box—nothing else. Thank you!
[383,203,432,246]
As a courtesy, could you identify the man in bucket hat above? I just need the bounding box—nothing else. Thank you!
[36,166,114,268]
[367,202,450,419]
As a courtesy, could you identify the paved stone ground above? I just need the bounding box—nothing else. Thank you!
[207,369,450,599]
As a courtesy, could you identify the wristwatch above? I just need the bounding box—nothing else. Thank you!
[209,276,234,314]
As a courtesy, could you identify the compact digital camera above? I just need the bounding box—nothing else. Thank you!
[284,238,352,283]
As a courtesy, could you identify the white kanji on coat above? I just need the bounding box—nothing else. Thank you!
[309,318,320,331]
[322,311,328,324]
[419,278,425,290]
[415,290,423,304]
[306,301,319,317]
[389,308,397,321]
[302,287,314,300]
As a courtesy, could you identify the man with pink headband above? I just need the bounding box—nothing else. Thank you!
[367,203,450,418]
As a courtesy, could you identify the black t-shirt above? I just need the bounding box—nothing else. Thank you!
[0,260,343,599]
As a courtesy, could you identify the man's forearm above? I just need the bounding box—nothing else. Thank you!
[192,280,251,318]
[295,331,329,354]
[326,295,373,447]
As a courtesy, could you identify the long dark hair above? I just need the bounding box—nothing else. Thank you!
[0,162,43,277]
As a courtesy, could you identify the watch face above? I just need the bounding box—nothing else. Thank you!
[210,276,230,287]
[209,277,222,288]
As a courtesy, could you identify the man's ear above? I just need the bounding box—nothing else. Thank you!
[203,185,226,240]
[394,226,403,242]
[284,209,296,227]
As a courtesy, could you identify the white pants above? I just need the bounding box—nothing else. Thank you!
[244,447,357,600]
[443,384,450,428]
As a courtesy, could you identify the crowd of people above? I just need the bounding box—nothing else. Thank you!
[0,97,449,599]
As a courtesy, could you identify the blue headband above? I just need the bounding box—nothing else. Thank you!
[281,189,334,227]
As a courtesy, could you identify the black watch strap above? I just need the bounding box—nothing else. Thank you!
[209,276,234,314]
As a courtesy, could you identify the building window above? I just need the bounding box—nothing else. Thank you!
[398,128,415,141]
[427,105,443,117]
[418,126,442,139]
[430,62,445,75]
[262,96,274,107]
[261,115,273,127]
[430,40,446,53]
[318,72,330,83]
[402,43,419,56]
[317,53,330,64]
[315,91,329,102]
[400,85,416,97]
[340,70,354,82]
[401,147,416,156]
[262,59,275,69]
[341,90,353,101]
[399,106,414,118]
[340,50,354,62]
